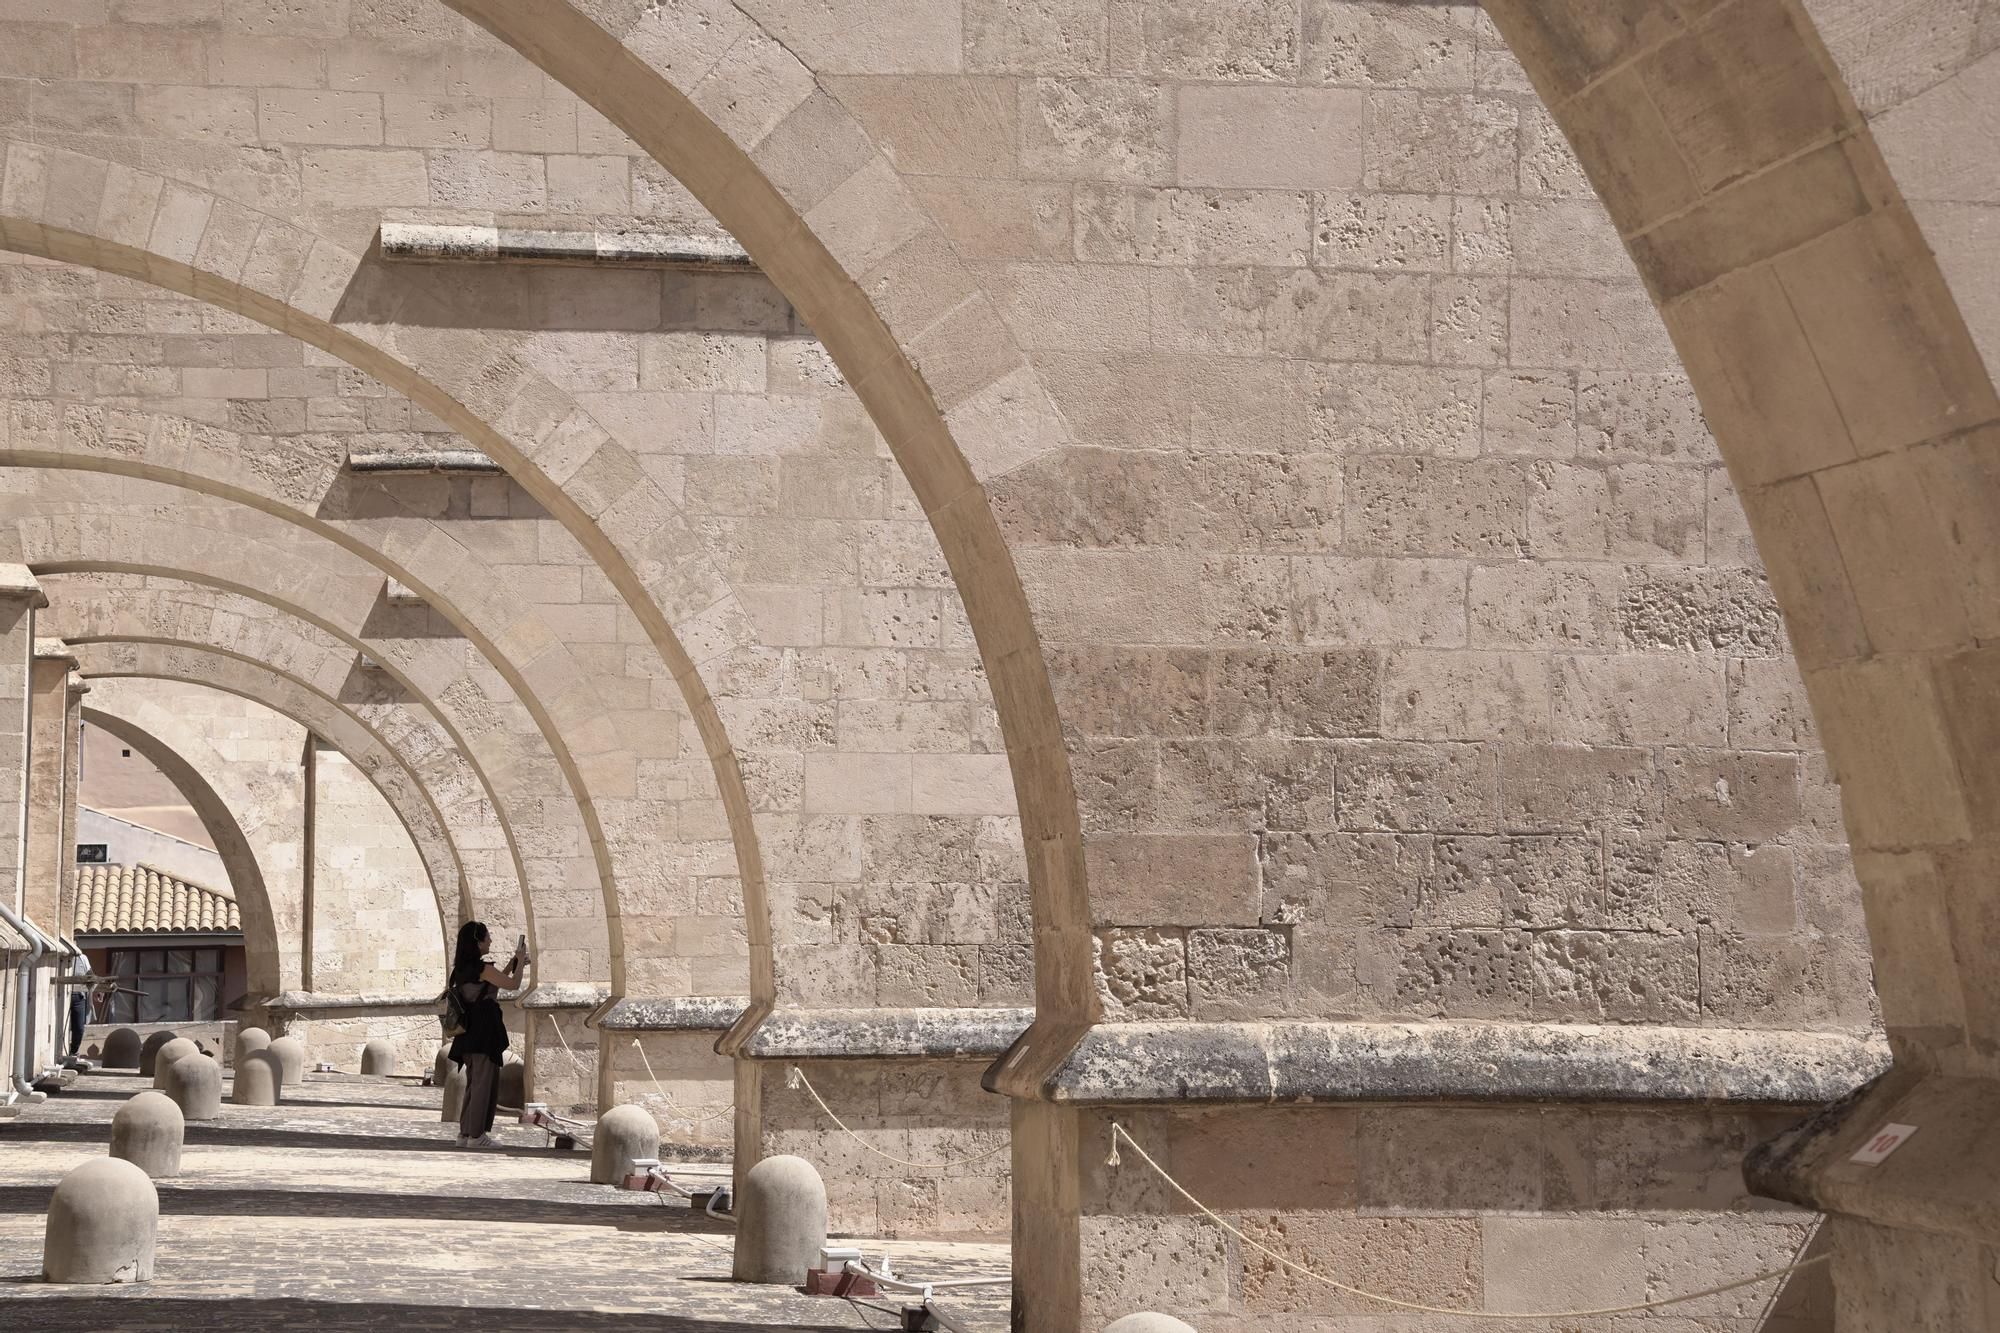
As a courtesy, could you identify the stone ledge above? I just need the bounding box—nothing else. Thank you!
[1747,1064,2000,1243]
[739,1007,1035,1060]
[379,222,752,270]
[347,448,503,474]
[262,990,441,1019]
[591,995,747,1032]
[0,563,46,606]
[998,1020,1890,1106]
[519,983,611,1011]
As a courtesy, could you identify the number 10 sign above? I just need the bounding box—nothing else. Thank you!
[1850,1123,1918,1165]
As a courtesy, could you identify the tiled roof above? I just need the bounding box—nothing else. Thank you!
[74,864,240,936]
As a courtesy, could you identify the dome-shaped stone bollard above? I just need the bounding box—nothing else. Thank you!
[360,1040,396,1077]
[101,1028,143,1070]
[731,1154,828,1285]
[109,1091,184,1180]
[590,1104,661,1185]
[231,1049,284,1106]
[148,1038,198,1089]
[431,1046,452,1087]
[267,1036,306,1086]
[43,1157,158,1284]
[136,1031,180,1077]
[497,1060,525,1110]
[161,1052,221,1121]
[439,1062,466,1122]
[1104,1317,1199,1333]
[234,1027,271,1068]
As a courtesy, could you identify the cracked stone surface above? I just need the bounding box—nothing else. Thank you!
[0,1070,1009,1331]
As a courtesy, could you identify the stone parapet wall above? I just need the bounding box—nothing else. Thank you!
[758,1057,1011,1238]
[1071,1102,1832,1330]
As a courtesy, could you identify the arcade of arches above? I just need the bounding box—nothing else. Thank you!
[0,0,1993,1328]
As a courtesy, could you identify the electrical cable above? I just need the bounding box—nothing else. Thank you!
[1105,1121,1828,1320]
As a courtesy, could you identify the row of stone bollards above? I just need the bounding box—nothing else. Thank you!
[41,1025,323,1284]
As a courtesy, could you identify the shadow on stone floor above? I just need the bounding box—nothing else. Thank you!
[0,1121,557,1157]
[0,1296,862,1331]
[0,1184,725,1232]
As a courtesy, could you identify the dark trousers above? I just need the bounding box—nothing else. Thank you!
[459,1054,500,1138]
[67,995,86,1057]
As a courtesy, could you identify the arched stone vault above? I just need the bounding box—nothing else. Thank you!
[40,572,525,937]
[418,0,1997,1317]
[57,618,475,942]
[2,0,1995,1320]
[0,391,749,999]
[0,141,781,1004]
[75,642,456,972]
[76,700,279,996]
[0,484,612,980]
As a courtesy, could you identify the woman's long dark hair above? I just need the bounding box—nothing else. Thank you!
[450,920,490,986]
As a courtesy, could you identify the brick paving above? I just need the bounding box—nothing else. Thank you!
[0,1069,1010,1331]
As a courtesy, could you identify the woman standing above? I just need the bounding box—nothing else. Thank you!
[447,920,527,1148]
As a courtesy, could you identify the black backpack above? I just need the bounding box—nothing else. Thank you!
[438,982,466,1039]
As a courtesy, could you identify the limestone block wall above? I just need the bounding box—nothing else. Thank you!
[760,1059,1011,1237]
[307,741,439,995]
[1075,1102,1831,1329]
[602,1029,734,1151]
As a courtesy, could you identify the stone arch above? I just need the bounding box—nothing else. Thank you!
[74,641,459,950]
[0,387,739,1001]
[0,142,779,1005]
[39,572,526,939]
[414,1,2000,1314]
[77,701,281,997]
[437,0,1094,1026]
[0,491,609,981]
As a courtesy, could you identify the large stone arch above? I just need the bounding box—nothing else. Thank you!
[74,640,459,946]
[0,490,608,980]
[40,572,525,939]
[77,701,279,996]
[423,0,1997,1319]
[0,141,781,1007]
[0,390,743,1003]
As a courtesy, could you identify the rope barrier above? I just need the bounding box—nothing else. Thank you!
[630,1038,733,1129]
[1105,1122,1827,1320]
[787,1065,1009,1172]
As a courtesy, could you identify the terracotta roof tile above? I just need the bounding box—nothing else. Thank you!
[73,864,240,936]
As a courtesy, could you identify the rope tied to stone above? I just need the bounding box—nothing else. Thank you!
[787,1064,1010,1172]
[1105,1122,1828,1320]
[630,1039,733,1128]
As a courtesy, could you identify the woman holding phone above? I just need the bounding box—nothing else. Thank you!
[446,920,528,1148]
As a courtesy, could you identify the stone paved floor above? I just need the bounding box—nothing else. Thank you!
[0,1069,1010,1330]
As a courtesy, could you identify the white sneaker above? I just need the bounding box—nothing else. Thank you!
[454,1135,470,1148]
[467,1133,501,1149]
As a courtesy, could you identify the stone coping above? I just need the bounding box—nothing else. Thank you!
[1747,1064,1998,1242]
[379,221,753,270]
[33,636,76,664]
[1001,1020,1891,1106]
[262,990,442,1018]
[736,1007,1035,1060]
[519,982,612,1011]
[347,448,503,474]
[0,563,46,605]
[590,995,747,1032]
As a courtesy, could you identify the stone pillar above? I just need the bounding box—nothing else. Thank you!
[23,641,73,935]
[57,672,85,943]
[0,568,47,1086]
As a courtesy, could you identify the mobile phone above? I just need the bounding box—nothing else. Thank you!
[516,933,527,958]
